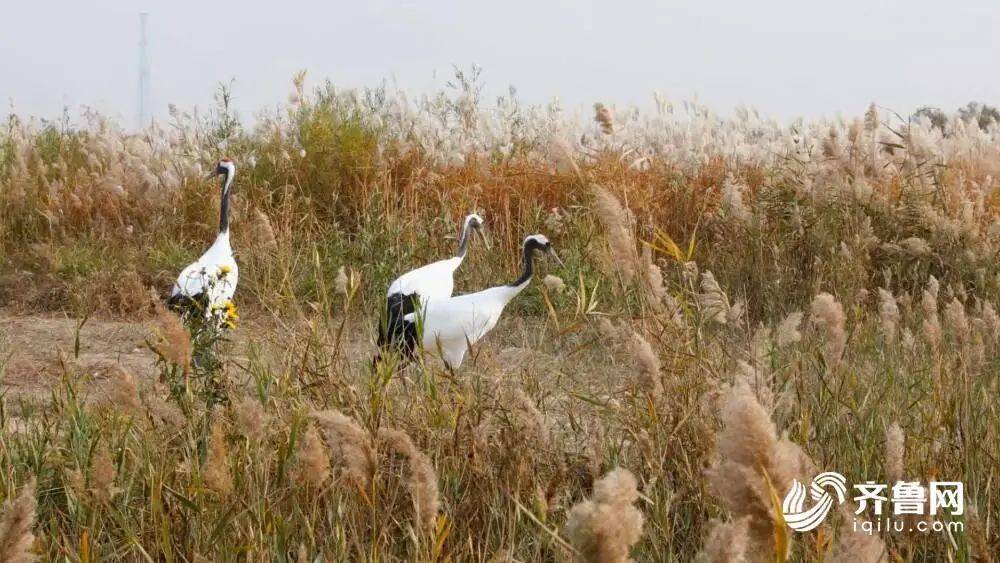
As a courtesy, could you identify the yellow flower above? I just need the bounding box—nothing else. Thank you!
[218,264,233,277]
[223,300,239,328]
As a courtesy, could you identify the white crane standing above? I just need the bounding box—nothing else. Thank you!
[403,234,560,370]
[376,213,487,361]
[168,159,239,321]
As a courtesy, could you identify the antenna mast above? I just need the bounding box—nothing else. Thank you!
[138,12,150,128]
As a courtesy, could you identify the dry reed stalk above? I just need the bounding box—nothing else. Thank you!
[378,428,440,534]
[564,467,644,563]
[0,476,38,563]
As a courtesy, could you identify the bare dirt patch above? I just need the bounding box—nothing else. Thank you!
[0,314,156,402]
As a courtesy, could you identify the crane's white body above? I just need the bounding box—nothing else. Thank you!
[170,231,239,309]
[400,234,555,370]
[377,214,486,362]
[385,213,484,306]
[386,255,462,307]
[405,282,525,369]
[169,160,238,317]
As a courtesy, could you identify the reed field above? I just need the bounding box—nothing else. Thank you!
[0,72,997,561]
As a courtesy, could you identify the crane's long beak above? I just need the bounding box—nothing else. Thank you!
[478,228,491,251]
[547,247,565,267]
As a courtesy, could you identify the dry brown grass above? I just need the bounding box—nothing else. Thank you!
[0,81,996,560]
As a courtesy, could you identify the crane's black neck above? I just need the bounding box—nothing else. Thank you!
[455,220,474,259]
[218,173,232,234]
[508,244,537,288]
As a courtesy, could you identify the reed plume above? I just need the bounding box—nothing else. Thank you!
[594,103,615,135]
[334,266,350,297]
[232,397,268,443]
[0,476,37,563]
[704,383,810,561]
[695,516,750,563]
[105,364,141,415]
[379,428,440,534]
[699,271,732,325]
[591,185,638,281]
[250,209,278,251]
[921,277,942,349]
[884,422,904,485]
[144,388,186,430]
[543,274,566,293]
[943,298,969,344]
[151,306,191,368]
[775,312,803,348]
[629,331,662,398]
[965,505,993,563]
[564,467,644,563]
[877,289,899,342]
[810,292,846,365]
[296,424,331,488]
[827,508,888,563]
[311,410,375,489]
[90,441,118,503]
[203,422,233,496]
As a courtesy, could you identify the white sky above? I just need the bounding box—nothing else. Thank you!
[2,0,997,126]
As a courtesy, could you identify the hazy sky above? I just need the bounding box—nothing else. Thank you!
[2,0,997,126]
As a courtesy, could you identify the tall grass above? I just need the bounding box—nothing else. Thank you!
[0,74,997,560]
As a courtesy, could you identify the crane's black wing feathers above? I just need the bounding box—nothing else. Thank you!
[375,292,420,365]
